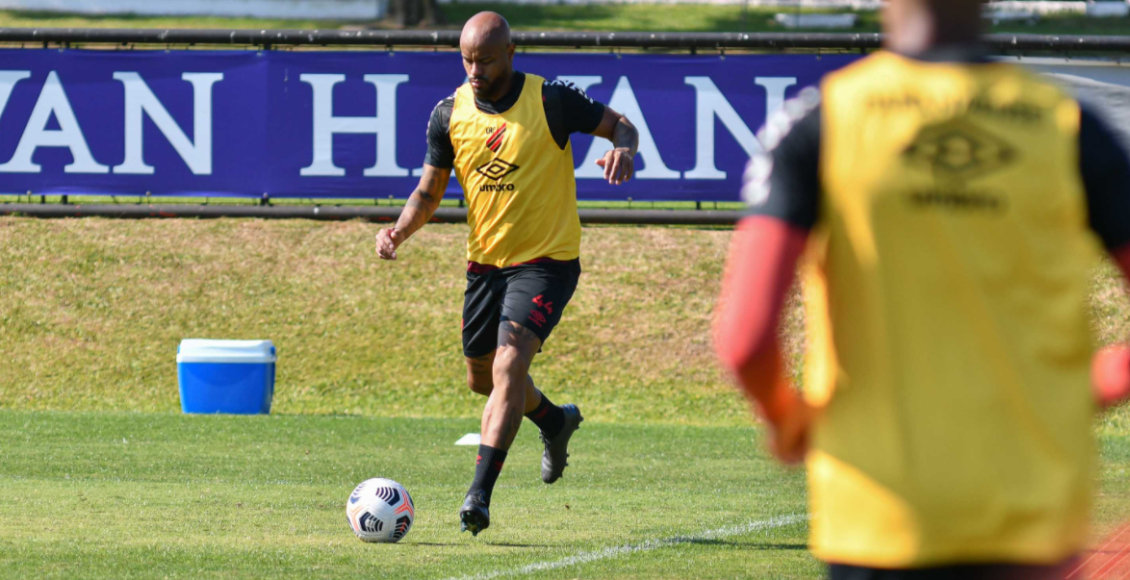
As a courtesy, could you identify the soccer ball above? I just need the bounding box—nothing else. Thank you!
[346,478,415,543]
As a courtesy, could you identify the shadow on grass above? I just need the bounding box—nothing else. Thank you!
[482,542,554,548]
[683,538,808,550]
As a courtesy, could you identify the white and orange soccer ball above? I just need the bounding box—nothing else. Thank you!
[346,478,415,543]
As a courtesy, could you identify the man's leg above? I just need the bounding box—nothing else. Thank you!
[466,353,566,434]
[465,353,496,398]
[460,322,541,536]
[465,352,550,416]
[483,322,541,448]
[460,260,583,534]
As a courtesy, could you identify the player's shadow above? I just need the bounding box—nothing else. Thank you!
[684,539,807,550]
[482,542,553,548]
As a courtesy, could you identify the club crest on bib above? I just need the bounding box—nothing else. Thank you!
[485,123,507,152]
[476,122,521,184]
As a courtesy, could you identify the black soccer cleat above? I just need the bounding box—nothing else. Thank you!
[540,404,584,484]
[459,491,490,536]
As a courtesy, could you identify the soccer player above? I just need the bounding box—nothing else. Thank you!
[715,0,1130,578]
[375,11,639,536]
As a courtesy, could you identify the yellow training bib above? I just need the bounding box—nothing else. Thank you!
[450,74,582,267]
[806,51,1100,568]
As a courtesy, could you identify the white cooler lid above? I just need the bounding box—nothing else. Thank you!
[177,339,276,364]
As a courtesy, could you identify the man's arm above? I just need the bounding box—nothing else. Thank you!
[714,93,821,464]
[590,107,638,185]
[1095,243,1130,407]
[715,217,811,463]
[1079,106,1130,407]
[375,165,450,261]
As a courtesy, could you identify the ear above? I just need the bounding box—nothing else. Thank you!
[507,42,515,62]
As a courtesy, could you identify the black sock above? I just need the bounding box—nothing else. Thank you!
[468,444,508,505]
[525,392,566,439]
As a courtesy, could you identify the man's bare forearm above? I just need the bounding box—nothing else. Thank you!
[394,188,442,239]
[613,117,639,157]
[391,165,450,243]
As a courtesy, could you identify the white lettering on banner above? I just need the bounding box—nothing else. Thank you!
[300,73,410,177]
[559,75,680,180]
[113,72,224,175]
[684,76,797,180]
[756,77,798,121]
[0,71,108,174]
[0,71,30,121]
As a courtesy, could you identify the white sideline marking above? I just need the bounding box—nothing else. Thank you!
[442,513,807,580]
[455,433,482,446]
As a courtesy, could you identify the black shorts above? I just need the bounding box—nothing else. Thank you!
[462,258,581,358]
[828,558,1079,580]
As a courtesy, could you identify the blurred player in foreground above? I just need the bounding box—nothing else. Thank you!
[715,0,1130,578]
[376,12,638,535]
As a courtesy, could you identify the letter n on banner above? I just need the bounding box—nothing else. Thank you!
[683,76,796,180]
[113,72,224,175]
[561,75,679,180]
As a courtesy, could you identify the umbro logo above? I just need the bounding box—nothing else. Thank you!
[903,121,1017,182]
[475,158,520,181]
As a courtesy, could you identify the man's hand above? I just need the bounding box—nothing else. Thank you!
[375,227,404,261]
[1093,344,1130,409]
[762,388,814,465]
[595,147,635,186]
[377,165,450,261]
[590,108,638,186]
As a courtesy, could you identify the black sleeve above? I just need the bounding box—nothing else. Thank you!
[542,79,606,150]
[1080,104,1130,251]
[422,95,456,169]
[743,93,822,230]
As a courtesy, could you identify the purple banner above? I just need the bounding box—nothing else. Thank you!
[0,49,856,202]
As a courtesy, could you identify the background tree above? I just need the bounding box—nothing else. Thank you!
[385,0,446,27]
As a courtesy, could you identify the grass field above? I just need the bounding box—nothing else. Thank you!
[3,409,1130,580]
[0,219,740,426]
[0,411,813,580]
[5,217,1130,579]
[1,5,1130,36]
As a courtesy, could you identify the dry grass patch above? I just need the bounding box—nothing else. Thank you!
[5,217,1130,428]
[0,218,747,425]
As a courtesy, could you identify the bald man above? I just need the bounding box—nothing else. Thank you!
[715,0,1130,578]
[376,12,639,535]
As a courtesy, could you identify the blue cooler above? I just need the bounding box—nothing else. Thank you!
[177,339,276,414]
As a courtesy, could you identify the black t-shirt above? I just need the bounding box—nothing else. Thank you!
[745,55,1130,251]
[423,71,606,169]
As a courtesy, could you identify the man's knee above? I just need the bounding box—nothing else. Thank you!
[466,354,495,396]
[467,373,492,396]
[492,344,531,385]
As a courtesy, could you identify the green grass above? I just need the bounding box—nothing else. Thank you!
[0,4,1128,36]
[4,216,1130,425]
[4,217,1130,579]
[0,10,349,31]
[0,218,741,426]
[0,410,814,580]
[4,409,1130,580]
